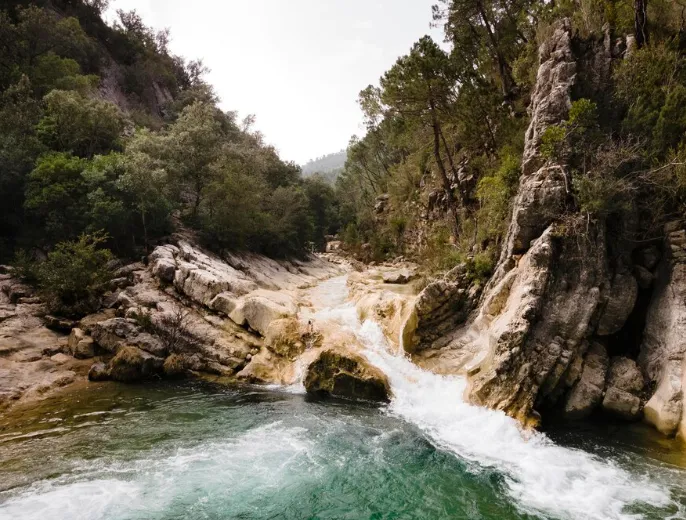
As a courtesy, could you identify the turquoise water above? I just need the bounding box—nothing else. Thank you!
[0,381,684,520]
[1,275,685,520]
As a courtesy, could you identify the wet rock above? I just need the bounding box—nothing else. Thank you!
[67,328,96,359]
[304,348,390,402]
[107,346,164,382]
[265,318,307,358]
[564,342,608,419]
[88,362,110,381]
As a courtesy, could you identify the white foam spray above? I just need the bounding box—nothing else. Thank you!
[311,276,679,520]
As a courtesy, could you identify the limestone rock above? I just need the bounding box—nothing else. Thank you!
[107,346,164,382]
[639,223,686,437]
[606,357,644,394]
[634,265,654,289]
[88,362,110,381]
[596,272,638,336]
[265,318,307,358]
[564,342,609,419]
[91,318,166,357]
[304,348,390,402]
[229,291,297,337]
[382,269,416,285]
[602,387,641,420]
[44,315,76,332]
[67,328,96,359]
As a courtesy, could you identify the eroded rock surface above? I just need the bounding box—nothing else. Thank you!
[304,347,390,402]
[640,223,686,437]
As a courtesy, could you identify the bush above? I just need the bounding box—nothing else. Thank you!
[31,232,114,317]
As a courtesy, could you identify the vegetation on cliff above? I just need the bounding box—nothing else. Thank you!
[0,1,340,267]
[336,0,686,271]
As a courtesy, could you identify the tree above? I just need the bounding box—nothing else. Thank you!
[24,152,88,243]
[37,90,126,157]
[380,36,462,238]
[164,101,223,217]
[635,0,649,48]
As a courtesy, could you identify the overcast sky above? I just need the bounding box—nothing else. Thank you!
[105,0,444,165]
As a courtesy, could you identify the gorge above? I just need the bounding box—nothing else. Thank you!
[2,1,686,519]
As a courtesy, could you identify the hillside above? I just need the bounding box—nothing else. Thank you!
[301,150,346,183]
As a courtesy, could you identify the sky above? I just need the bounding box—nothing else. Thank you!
[105,0,445,165]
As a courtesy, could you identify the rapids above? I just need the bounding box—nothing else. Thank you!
[0,275,684,520]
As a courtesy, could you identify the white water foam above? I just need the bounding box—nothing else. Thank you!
[311,276,678,520]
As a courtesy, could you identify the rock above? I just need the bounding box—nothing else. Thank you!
[304,348,390,402]
[91,318,166,357]
[381,269,416,285]
[636,246,661,271]
[67,328,96,359]
[109,277,132,290]
[209,292,238,315]
[229,291,297,337]
[44,315,76,332]
[564,342,608,419]
[50,353,72,365]
[634,265,654,289]
[152,257,176,283]
[2,282,31,303]
[596,272,638,336]
[606,357,644,394]
[78,309,118,333]
[602,387,642,420]
[639,225,686,437]
[107,346,164,382]
[88,362,110,381]
[265,318,307,358]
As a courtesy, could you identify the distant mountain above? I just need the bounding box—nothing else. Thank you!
[301,150,347,183]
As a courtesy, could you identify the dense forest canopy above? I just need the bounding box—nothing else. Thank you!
[336,0,686,275]
[0,0,340,265]
[3,0,686,296]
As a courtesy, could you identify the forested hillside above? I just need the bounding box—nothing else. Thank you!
[336,0,686,275]
[301,150,347,184]
[0,0,340,265]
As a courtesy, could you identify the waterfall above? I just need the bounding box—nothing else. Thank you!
[311,276,677,520]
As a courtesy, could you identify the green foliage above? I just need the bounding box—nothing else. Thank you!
[37,90,126,157]
[31,233,114,317]
[24,152,89,243]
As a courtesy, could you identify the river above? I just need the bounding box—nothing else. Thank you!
[0,276,684,520]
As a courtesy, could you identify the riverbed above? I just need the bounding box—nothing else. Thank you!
[0,276,684,520]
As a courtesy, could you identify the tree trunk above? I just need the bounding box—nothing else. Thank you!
[476,0,515,99]
[635,0,649,48]
[429,101,460,240]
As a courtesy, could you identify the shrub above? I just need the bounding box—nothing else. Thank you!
[32,232,114,317]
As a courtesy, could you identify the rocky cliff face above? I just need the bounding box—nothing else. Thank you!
[402,20,683,438]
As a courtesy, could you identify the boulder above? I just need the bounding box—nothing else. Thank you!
[602,387,641,420]
[88,362,110,381]
[605,357,644,394]
[564,342,608,419]
[634,265,654,289]
[643,363,683,435]
[78,309,117,333]
[67,328,96,359]
[107,346,164,382]
[265,318,306,358]
[596,272,638,336]
[304,348,390,402]
[382,269,416,285]
[636,246,661,271]
[229,291,297,337]
[91,318,166,357]
[209,292,239,316]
